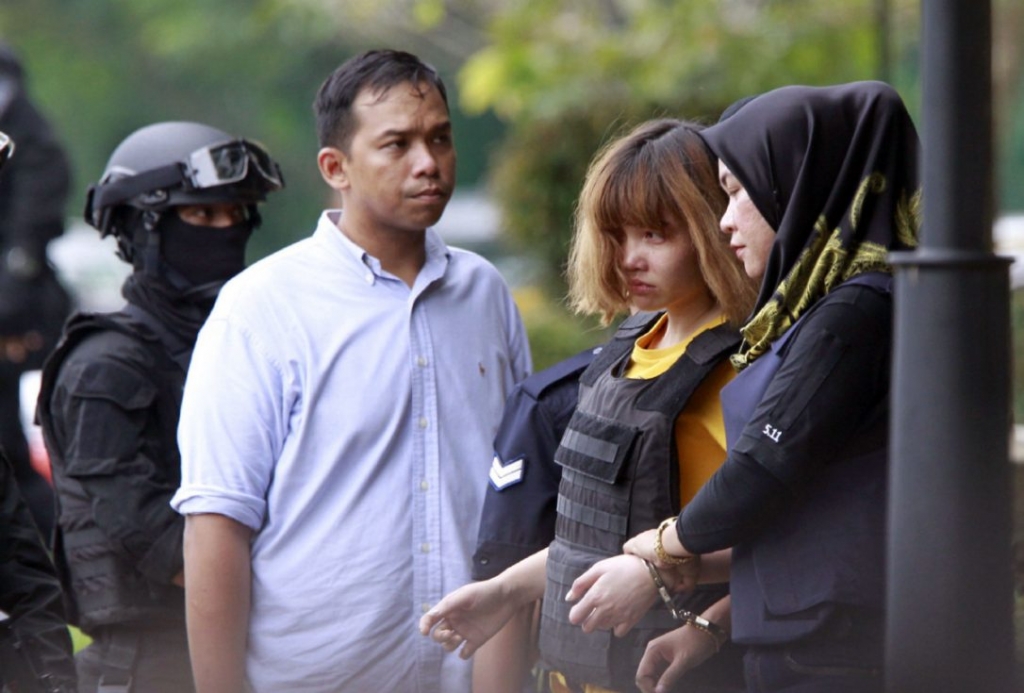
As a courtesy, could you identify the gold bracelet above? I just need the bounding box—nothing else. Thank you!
[684,613,729,653]
[654,517,693,566]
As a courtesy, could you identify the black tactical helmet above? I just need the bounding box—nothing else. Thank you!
[84,121,284,264]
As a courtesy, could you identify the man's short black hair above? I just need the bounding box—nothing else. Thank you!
[314,49,449,151]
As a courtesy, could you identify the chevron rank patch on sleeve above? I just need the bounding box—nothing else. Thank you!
[488,454,525,490]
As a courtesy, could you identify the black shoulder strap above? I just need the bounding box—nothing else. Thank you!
[36,312,147,432]
[37,308,186,429]
[579,312,663,387]
[635,322,741,414]
[613,311,663,339]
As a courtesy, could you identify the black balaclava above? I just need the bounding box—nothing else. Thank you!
[159,213,253,287]
[120,208,255,350]
[698,81,922,368]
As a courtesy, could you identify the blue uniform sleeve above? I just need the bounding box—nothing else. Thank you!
[471,350,594,580]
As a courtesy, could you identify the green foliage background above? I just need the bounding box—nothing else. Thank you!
[2,0,1023,669]
[0,0,505,262]
[0,0,1021,373]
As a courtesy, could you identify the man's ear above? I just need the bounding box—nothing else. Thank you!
[317,147,348,192]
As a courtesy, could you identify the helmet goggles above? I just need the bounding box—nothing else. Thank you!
[185,139,283,191]
[86,138,284,227]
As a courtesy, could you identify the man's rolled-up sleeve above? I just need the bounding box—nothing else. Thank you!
[172,316,287,531]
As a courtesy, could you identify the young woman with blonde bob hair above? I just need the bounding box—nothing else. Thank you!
[421,117,754,693]
[581,82,920,693]
[566,119,756,328]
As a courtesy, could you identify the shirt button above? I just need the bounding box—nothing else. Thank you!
[417,356,428,367]
[421,542,431,553]
[420,480,429,491]
[479,556,490,565]
[422,603,432,614]
[418,417,428,429]
[364,273,374,284]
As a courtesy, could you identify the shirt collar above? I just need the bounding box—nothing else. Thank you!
[314,210,451,288]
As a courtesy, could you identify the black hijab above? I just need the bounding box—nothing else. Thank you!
[700,81,921,368]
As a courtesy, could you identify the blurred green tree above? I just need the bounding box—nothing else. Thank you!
[0,0,503,261]
[459,0,922,294]
[3,0,1022,370]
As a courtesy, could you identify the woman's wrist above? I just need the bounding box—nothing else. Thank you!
[657,517,691,560]
[496,550,548,607]
[684,613,729,653]
[642,559,679,620]
[643,558,725,653]
[645,553,702,594]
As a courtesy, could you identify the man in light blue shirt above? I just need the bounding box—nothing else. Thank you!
[171,49,531,693]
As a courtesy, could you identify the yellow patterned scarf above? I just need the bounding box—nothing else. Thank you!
[733,180,921,370]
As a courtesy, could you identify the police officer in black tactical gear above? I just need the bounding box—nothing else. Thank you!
[36,121,284,693]
[1,453,77,693]
[0,129,77,693]
[0,43,73,540]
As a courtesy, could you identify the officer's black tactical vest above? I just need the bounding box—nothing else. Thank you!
[539,316,741,691]
[37,308,188,631]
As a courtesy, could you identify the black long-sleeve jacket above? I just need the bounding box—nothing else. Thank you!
[0,455,77,690]
[38,311,187,632]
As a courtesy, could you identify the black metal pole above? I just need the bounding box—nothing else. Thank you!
[887,1,1016,692]
[875,0,891,83]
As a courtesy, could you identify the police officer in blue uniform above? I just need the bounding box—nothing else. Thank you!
[473,347,595,581]
[473,314,656,581]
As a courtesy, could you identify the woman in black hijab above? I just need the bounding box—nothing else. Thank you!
[572,82,921,693]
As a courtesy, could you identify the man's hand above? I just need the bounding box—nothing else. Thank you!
[635,624,718,693]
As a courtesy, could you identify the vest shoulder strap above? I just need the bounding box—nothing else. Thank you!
[39,310,180,426]
[634,322,741,414]
[579,312,663,386]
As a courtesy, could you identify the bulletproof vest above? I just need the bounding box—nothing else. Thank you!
[538,318,740,691]
[37,307,188,631]
[724,273,891,645]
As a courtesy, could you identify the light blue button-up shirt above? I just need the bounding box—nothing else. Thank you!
[172,211,531,693]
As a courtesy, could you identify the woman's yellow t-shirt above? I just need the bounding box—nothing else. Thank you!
[624,313,733,506]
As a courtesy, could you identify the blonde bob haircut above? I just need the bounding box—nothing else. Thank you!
[567,118,757,326]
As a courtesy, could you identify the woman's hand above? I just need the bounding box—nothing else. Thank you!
[564,554,658,637]
[419,548,548,660]
[418,579,520,659]
[624,524,702,592]
[635,625,719,693]
[622,528,660,564]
